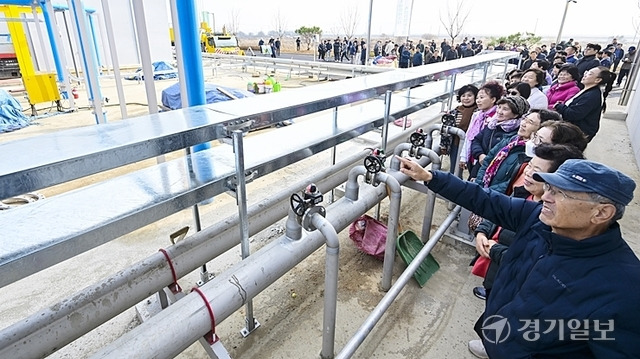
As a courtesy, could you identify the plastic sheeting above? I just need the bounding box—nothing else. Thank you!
[125,61,178,81]
[0,89,31,133]
[348,214,388,260]
[160,82,254,110]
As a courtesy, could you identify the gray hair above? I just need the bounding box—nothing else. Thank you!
[588,193,625,222]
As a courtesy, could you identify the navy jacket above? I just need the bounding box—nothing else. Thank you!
[428,172,640,359]
[554,86,602,141]
[576,54,601,79]
[470,125,518,164]
[474,134,529,193]
[412,51,423,66]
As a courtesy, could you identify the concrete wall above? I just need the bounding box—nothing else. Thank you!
[626,70,640,167]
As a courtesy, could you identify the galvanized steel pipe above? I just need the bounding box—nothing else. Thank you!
[90,177,398,359]
[309,213,340,359]
[416,147,442,241]
[375,172,401,292]
[336,206,462,359]
[0,120,437,359]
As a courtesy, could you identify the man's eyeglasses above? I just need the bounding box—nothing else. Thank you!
[542,183,598,202]
[509,91,519,96]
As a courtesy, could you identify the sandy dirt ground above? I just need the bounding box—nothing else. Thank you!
[0,60,639,359]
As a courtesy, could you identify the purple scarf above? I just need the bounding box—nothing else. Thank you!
[487,116,522,132]
[463,106,497,163]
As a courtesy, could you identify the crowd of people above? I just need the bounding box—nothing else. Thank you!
[257,37,282,58]
[317,37,368,65]
[251,32,639,357]
[368,37,485,67]
[394,38,639,358]
[495,40,620,143]
[312,36,485,66]
[265,35,636,87]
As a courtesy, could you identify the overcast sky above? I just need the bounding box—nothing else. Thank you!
[196,0,639,43]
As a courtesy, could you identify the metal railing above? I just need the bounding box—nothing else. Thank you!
[0,52,517,358]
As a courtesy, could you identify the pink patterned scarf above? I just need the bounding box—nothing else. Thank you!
[482,136,526,187]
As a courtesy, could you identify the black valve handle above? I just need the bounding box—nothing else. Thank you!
[290,193,306,216]
[409,131,425,147]
[364,155,383,173]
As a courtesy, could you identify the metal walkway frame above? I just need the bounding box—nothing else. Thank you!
[0,52,516,358]
[0,53,514,288]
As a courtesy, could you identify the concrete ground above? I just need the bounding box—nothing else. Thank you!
[0,67,638,359]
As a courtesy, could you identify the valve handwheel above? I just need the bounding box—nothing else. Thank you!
[441,113,456,127]
[290,193,306,216]
[409,132,425,147]
[364,155,383,173]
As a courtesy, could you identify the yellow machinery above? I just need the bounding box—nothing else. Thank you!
[200,23,245,55]
[170,23,244,55]
[0,5,60,113]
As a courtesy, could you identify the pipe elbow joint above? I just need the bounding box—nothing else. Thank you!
[375,172,401,194]
[345,166,367,201]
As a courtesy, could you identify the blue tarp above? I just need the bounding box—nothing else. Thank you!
[125,61,178,81]
[0,89,31,133]
[161,82,254,110]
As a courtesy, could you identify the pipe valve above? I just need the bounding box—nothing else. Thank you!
[409,128,426,147]
[439,112,457,155]
[363,148,386,186]
[290,184,326,230]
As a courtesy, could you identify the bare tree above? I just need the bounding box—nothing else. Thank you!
[273,9,288,40]
[338,6,359,40]
[226,8,241,34]
[328,25,341,38]
[439,0,471,45]
[633,1,640,42]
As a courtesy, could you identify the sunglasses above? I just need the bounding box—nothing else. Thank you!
[509,91,519,96]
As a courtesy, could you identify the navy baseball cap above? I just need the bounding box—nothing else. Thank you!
[533,159,636,205]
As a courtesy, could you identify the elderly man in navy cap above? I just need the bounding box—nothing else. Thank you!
[396,157,640,359]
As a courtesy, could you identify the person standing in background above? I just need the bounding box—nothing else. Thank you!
[275,38,281,56]
[616,46,636,86]
[600,51,612,68]
[613,43,625,72]
[360,42,367,65]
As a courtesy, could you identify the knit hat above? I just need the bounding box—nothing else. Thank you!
[501,95,530,117]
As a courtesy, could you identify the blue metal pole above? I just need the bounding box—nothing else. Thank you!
[39,1,64,82]
[87,13,102,68]
[69,0,93,100]
[69,0,105,123]
[176,0,209,152]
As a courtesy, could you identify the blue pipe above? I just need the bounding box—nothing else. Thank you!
[70,0,104,124]
[70,0,93,101]
[87,13,101,68]
[39,1,64,83]
[176,0,209,152]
